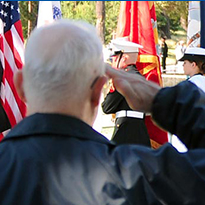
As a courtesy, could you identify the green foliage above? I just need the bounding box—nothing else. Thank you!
[155,6,167,28]
[105,1,120,44]
[61,1,120,44]
[170,16,180,32]
[155,1,188,36]
[19,1,29,39]
[61,1,96,25]
[19,1,38,39]
[19,1,188,44]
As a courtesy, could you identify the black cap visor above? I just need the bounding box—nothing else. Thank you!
[110,50,123,57]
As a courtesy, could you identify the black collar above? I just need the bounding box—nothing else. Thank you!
[189,73,203,79]
[3,113,114,145]
[194,73,203,76]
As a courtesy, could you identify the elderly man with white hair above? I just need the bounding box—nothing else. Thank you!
[1,19,205,204]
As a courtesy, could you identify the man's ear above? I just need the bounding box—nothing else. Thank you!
[91,76,107,107]
[14,70,27,102]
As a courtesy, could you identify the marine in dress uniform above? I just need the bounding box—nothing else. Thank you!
[102,38,151,146]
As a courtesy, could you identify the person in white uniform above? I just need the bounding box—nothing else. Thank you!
[179,47,205,92]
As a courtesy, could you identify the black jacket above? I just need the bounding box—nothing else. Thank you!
[0,103,11,132]
[102,65,150,146]
[102,65,139,114]
[161,42,168,58]
[0,81,205,204]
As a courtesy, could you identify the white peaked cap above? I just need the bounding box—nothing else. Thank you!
[179,47,205,61]
[111,37,143,53]
[184,47,205,55]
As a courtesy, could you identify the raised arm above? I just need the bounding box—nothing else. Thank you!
[105,65,205,149]
[105,64,160,113]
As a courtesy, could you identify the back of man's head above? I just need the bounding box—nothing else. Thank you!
[23,19,105,112]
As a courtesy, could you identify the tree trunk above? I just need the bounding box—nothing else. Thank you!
[27,1,32,38]
[96,1,105,45]
[180,17,187,31]
[164,15,171,39]
[161,11,171,39]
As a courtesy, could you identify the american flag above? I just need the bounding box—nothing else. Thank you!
[0,1,26,139]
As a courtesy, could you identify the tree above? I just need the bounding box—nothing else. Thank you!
[105,1,120,43]
[155,1,188,38]
[61,1,120,45]
[19,1,120,44]
[19,1,38,39]
[61,1,96,25]
[96,1,105,44]
[19,1,188,44]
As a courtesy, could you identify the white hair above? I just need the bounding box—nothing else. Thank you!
[23,19,105,108]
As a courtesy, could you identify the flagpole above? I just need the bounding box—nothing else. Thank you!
[200,1,205,48]
[28,1,32,38]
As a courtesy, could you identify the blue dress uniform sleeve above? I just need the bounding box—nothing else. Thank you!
[111,143,205,204]
[151,81,205,149]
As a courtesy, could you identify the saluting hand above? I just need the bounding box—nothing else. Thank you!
[105,64,161,113]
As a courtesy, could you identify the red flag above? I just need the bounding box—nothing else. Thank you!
[0,1,26,140]
[116,1,168,148]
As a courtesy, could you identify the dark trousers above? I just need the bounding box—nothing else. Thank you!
[112,117,151,147]
[162,57,166,72]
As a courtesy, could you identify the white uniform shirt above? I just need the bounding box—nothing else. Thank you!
[189,74,205,93]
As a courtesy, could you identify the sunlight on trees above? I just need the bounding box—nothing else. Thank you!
[19,1,188,44]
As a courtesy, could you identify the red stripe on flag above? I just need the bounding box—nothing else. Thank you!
[14,20,24,43]
[0,134,4,141]
[4,58,26,117]
[4,30,23,69]
[4,99,17,127]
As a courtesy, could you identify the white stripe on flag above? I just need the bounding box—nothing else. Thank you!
[11,25,25,64]
[0,49,5,70]
[3,34,19,73]
[4,79,22,122]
